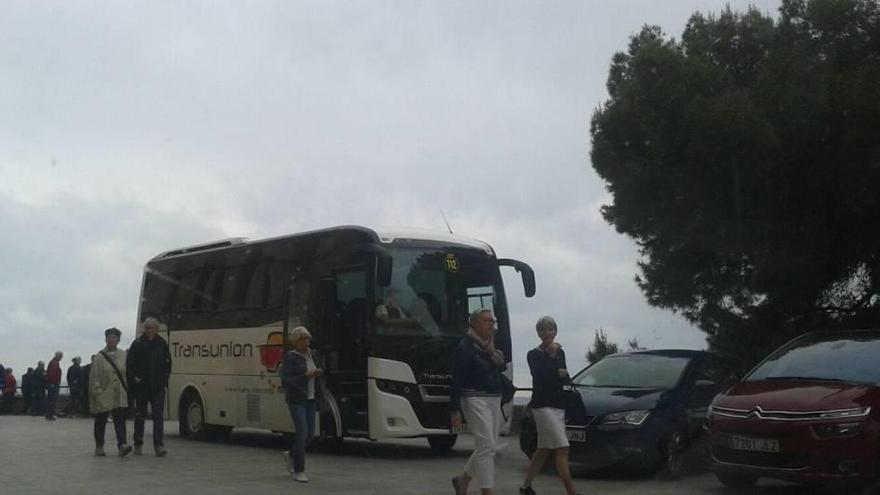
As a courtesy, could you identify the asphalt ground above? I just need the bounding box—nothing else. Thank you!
[0,415,861,495]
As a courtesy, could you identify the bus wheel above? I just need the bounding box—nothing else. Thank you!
[427,434,457,453]
[179,391,208,440]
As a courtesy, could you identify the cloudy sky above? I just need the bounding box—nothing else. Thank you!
[0,0,781,386]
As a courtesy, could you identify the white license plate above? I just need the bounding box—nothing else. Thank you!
[727,435,779,452]
[565,429,586,442]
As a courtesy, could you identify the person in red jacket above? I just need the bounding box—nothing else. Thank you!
[2,368,16,414]
[45,351,64,420]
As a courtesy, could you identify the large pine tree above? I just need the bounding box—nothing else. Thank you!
[591,0,880,364]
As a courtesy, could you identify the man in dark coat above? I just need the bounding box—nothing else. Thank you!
[21,368,34,415]
[127,317,172,456]
[63,357,83,416]
[32,361,46,416]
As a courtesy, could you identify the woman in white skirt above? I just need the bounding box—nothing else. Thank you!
[520,316,579,495]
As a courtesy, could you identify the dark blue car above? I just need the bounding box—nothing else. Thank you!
[520,350,736,475]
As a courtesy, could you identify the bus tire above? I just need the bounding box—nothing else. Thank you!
[179,390,209,440]
[427,434,457,452]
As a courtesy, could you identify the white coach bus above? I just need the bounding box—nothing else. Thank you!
[136,226,534,451]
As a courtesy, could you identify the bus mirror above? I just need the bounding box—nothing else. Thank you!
[376,255,392,287]
[497,258,535,298]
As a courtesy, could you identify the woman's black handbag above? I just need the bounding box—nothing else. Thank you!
[500,374,516,405]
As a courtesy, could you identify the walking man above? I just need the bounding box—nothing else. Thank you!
[127,317,172,456]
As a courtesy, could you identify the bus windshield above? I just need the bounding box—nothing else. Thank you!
[374,247,504,339]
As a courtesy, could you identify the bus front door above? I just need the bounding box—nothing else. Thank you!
[319,267,369,437]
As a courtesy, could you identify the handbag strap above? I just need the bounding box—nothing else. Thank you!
[99,350,129,394]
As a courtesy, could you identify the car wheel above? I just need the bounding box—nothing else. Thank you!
[715,472,758,488]
[659,430,687,479]
[427,434,457,452]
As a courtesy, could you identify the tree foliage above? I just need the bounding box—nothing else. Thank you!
[590,0,880,364]
[587,327,620,363]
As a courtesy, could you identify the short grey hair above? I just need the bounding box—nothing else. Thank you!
[143,317,160,330]
[289,326,312,343]
[469,308,494,326]
[535,316,557,332]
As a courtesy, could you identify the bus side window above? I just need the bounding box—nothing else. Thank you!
[287,278,311,331]
[141,270,175,321]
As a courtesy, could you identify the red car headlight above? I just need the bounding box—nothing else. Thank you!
[813,421,863,438]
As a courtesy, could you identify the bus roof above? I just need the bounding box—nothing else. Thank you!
[149,225,494,262]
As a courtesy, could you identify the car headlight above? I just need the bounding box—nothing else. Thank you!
[817,407,871,420]
[814,422,863,438]
[599,409,652,426]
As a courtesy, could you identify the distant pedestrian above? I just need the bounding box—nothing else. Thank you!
[280,326,323,483]
[2,367,16,414]
[32,361,46,416]
[450,309,507,495]
[520,316,579,495]
[90,327,133,457]
[63,357,83,417]
[45,351,63,420]
[21,368,34,415]
[127,317,172,457]
[81,359,93,414]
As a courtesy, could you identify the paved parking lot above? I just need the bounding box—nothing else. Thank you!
[0,415,855,494]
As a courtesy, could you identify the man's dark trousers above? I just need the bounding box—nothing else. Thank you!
[45,384,59,418]
[133,387,166,448]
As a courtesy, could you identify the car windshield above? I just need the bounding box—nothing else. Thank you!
[572,354,691,389]
[747,335,880,385]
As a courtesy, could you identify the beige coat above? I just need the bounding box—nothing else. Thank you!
[89,347,128,414]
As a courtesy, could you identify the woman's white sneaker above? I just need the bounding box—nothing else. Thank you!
[293,472,309,483]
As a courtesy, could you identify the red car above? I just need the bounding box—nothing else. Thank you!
[708,330,880,490]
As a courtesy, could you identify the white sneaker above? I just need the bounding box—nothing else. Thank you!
[293,472,309,483]
[282,450,294,473]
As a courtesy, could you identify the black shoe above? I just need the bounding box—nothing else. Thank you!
[519,486,537,495]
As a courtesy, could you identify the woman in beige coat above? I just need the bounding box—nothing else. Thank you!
[90,327,133,457]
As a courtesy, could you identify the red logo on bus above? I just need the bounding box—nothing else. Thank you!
[259,332,285,372]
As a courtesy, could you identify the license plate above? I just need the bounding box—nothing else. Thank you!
[727,435,779,452]
[565,429,586,442]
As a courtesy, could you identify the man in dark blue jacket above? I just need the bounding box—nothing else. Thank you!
[449,308,507,495]
[127,317,172,456]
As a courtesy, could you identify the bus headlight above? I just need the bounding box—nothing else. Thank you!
[375,379,420,401]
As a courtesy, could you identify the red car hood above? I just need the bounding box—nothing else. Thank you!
[717,380,879,411]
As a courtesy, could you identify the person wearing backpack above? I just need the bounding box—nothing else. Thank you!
[89,327,133,457]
